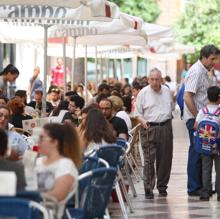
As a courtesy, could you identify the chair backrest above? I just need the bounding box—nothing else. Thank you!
[80,156,109,174]
[127,124,141,154]
[116,137,128,149]
[16,191,42,203]
[0,197,49,219]
[79,167,117,219]
[96,144,125,168]
[0,171,17,196]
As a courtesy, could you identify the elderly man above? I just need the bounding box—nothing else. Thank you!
[184,44,220,196]
[135,68,173,199]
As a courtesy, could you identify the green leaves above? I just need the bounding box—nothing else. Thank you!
[175,0,220,63]
[111,0,160,22]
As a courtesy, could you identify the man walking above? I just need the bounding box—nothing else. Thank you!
[184,44,220,196]
[135,68,173,199]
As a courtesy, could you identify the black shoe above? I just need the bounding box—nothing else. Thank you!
[217,196,220,201]
[145,191,154,199]
[188,190,201,196]
[200,195,209,201]
[158,190,168,197]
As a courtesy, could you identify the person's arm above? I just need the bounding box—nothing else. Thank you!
[118,133,128,140]
[184,91,198,117]
[136,117,149,129]
[45,174,74,201]
[134,90,149,129]
[194,121,198,130]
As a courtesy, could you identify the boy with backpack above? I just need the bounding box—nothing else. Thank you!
[194,86,220,201]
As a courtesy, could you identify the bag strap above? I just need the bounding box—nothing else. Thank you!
[214,107,220,116]
[202,106,220,117]
[202,106,209,114]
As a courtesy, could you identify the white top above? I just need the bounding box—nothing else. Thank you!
[135,85,173,123]
[35,157,78,219]
[184,60,217,120]
[116,111,132,131]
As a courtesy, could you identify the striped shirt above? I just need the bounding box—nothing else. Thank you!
[184,60,217,120]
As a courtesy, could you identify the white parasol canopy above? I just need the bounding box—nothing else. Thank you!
[49,12,147,46]
[0,0,117,12]
[0,0,120,113]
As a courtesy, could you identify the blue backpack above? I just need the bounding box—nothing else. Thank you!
[194,106,220,155]
[176,83,185,119]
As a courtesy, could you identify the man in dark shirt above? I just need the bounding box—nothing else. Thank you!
[99,98,128,140]
[28,89,53,115]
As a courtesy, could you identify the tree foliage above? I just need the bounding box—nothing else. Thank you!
[175,0,220,63]
[111,0,160,23]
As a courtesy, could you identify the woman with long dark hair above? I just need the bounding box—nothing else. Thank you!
[81,108,116,152]
[0,64,19,97]
[35,123,81,219]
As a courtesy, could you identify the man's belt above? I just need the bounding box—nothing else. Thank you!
[148,119,170,127]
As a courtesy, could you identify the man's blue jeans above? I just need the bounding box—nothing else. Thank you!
[186,118,202,193]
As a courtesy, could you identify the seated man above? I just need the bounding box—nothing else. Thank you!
[28,89,53,116]
[48,87,61,107]
[68,95,85,126]
[99,98,128,140]
[15,90,35,116]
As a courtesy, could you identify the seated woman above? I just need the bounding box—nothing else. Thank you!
[0,105,29,158]
[35,123,81,219]
[0,128,26,191]
[108,95,132,131]
[8,96,32,129]
[80,108,116,153]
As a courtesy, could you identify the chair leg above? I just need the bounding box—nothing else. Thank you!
[126,155,140,182]
[115,182,129,219]
[138,131,144,167]
[65,209,72,219]
[104,208,111,219]
[124,160,137,197]
[129,154,143,179]
[117,171,134,213]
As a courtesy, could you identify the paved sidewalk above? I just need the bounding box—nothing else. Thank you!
[109,117,220,219]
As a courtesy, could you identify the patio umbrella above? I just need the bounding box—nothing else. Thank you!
[48,12,147,103]
[0,0,120,114]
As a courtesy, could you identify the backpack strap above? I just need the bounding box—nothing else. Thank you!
[202,106,209,115]
[214,107,220,116]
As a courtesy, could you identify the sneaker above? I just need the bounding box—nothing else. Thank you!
[158,190,168,197]
[200,195,209,201]
[145,191,154,199]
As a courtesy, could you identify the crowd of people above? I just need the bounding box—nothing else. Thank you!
[1,43,220,218]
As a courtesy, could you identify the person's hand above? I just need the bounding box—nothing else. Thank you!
[75,108,81,117]
[139,117,150,129]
